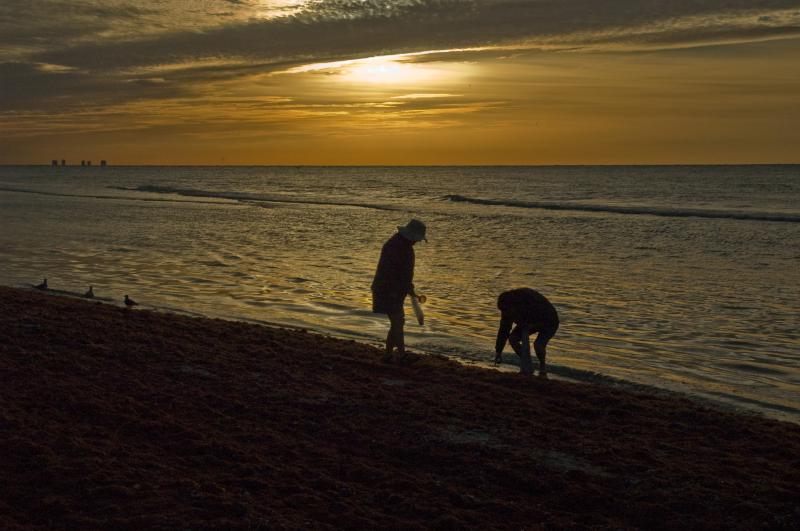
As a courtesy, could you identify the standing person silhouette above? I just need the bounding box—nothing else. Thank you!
[495,288,559,378]
[372,219,427,364]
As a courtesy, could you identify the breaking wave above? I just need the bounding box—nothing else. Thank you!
[116,185,398,211]
[442,194,800,223]
[0,185,226,205]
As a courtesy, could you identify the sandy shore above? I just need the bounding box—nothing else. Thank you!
[1,286,799,530]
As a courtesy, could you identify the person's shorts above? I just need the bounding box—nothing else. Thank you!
[372,291,405,315]
[532,321,559,349]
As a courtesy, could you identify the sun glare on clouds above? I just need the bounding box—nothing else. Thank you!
[343,57,440,85]
[3,1,800,164]
[280,49,478,89]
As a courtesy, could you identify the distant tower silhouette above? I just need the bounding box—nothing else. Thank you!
[100,160,107,167]
[81,160,86,166]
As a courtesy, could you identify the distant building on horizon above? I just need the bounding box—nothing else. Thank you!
[71,159,107,167]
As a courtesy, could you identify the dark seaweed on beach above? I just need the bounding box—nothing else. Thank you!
[1,286,799,530]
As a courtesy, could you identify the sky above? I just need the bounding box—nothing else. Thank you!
[1,0,799,165]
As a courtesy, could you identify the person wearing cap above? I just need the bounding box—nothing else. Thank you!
[494,288,559,378]
[372,219,427,363]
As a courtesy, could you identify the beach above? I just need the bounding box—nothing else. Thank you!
[2,165,799,421]
[2,285,799,530]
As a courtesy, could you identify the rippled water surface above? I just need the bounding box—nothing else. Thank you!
[1,165,798,421]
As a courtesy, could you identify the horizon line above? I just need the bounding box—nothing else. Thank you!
[2,162,800,168]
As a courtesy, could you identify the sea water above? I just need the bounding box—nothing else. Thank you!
[1,165,798,421]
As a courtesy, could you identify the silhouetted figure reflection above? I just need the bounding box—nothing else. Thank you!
[495,288,559,378]
[371,219,426,364]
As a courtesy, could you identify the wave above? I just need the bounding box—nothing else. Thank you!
[0,184,397,212]
[118,185,398,211]
[443,194,800,223]
[0,186,232,206]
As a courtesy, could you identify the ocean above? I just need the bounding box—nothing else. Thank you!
[1,165,798,421]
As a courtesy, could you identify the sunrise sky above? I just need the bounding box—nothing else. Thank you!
[1,1,799,165]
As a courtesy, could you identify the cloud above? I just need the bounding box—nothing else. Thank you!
[2,0,799,115]
[0,60,184,112]
[0,2,162,56]
[391,93,460,99]
[20,1,800,71]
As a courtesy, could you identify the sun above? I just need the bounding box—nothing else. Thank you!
[341,57,438,85]
[281,52,450,87]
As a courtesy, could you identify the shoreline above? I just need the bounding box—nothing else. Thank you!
[2,285,799,528]
[12,283,789,425]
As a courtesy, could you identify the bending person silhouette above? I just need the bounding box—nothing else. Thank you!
[372,219,426,364]
[495,288,559,378]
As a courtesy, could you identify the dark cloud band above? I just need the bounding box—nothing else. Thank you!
[2,0,799,113]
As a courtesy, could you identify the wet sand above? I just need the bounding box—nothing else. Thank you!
[1,286,799,530]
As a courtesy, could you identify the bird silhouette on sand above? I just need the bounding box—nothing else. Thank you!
[124,295,138,307]
[34,278,47,290]
[84,286,94,299]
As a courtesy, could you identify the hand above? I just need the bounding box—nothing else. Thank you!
[494,352,502,364]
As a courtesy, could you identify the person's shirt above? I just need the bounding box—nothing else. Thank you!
[495,288,559,354]
[371,232,415,298]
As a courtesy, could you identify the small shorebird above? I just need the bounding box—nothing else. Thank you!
[34,278,48,290]
[124,295,138,307]
[84,286,94,298]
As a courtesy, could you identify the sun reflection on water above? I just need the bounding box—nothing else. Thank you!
[250,0,310,19]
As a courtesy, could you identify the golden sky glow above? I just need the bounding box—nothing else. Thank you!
[1,1,799,164]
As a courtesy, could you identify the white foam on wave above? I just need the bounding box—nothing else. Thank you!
[443,194,800,223]
[127,185,398,212]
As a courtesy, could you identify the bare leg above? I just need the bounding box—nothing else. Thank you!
[385,311,405,362]
[509,325,534,375]
[383,325,395,362]
[533,341,547,378]
[532,323,558,378]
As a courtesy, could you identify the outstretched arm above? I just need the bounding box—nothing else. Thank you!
[494,315,513,363]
